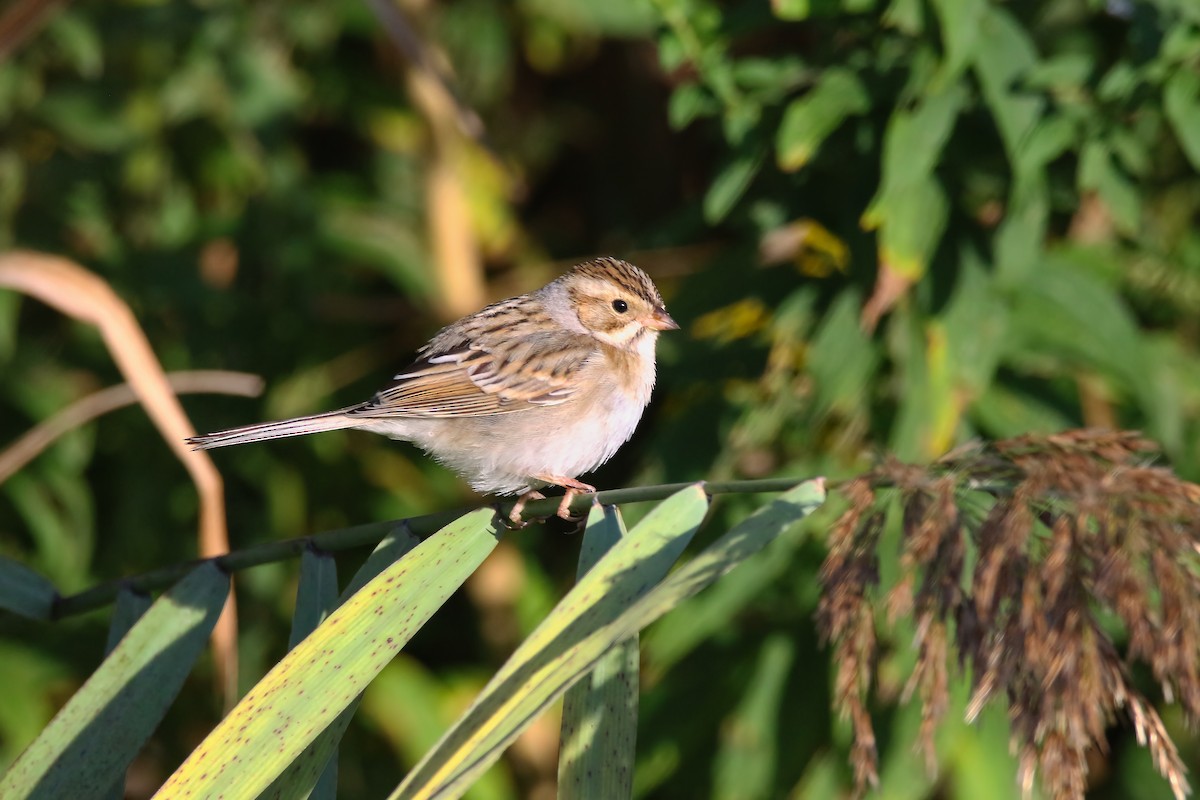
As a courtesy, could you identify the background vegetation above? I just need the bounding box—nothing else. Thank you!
[2,0,1200,797]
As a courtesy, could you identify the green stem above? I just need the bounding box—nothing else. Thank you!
[50,477,813,620]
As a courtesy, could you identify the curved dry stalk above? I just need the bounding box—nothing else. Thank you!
[0,370,264,483]
[0,250,240,708]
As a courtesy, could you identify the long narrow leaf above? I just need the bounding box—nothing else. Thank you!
[262,524,425,800]
[559,505,640,800]
[156,508,502,800]
[101,588,154,800]
[1,562,229,800]
[393,479,825,800]
[274,548,341,800]
[393,485,711,799]
[0,556,58,620]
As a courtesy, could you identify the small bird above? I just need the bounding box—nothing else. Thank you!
[188,257,678,523]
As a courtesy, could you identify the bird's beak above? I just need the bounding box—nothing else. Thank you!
[644,306,680,331]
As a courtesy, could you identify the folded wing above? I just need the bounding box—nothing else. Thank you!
[350,331,591,419]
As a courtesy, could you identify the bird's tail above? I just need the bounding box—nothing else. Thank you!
[187,407,362,450]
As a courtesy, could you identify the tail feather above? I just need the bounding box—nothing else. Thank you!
[187,407,362,450]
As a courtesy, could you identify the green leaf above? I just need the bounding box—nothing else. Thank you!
[805,290,880,419]
[776,68,869,171]
[1,562,229,800]
[559,505,640,800]
[47,12,103,80]
[393,487,708,799]
[103,589,152,654]
[869,174,950,282]
[1005,252,1146,390]
[971,383,1074,440]
[279,549,340,800]
[669,83,719,130]
[1078,141,1141,236]
[940,252,1010,398]
[860,80,962,283]
[157,509,501,800]
[770,0,843,20]
[928,0,986,82]
[393,480,826,799]
[875,81,966,192]
[0,557,58,621]
[704,151,764,224]
[1164,68,1200,171]
[969,6,1041,160]
[100,589,152,800]
[262,524,424,800]
[713,635,794,800]
[289,548,339,649]
[882,0,924,35]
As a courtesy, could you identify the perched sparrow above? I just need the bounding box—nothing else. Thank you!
[188,257,678,523]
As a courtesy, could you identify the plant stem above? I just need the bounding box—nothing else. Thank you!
[50,477,813,620]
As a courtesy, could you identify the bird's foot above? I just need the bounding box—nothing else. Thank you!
[505,490,546,529]
[534,476,596,522]
[506,478,596,528]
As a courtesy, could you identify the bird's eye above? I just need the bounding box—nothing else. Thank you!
[612,299,629,313]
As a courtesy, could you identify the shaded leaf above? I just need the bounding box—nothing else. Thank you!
[1164,68,1200,171]
[156,509,502,800]
[776,68,869,172]
[559,505,640,800]
[704,151,764,224]
[1,563,228,800]
[262,523,424,800]
[394,480,826,800]
[0,557,57,621]
[393,487,708,799]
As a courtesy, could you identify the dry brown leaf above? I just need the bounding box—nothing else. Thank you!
[0,249,241,708]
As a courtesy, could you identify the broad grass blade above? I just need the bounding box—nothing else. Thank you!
[558,504,640,800]
[392,485,710,800]
[0,562,229,800]
[101,588,154,800]
[157,508,502,800]
[0,556,57,620]
[261,524,423,800]
[392,479,825,800]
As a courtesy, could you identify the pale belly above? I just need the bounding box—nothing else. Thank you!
[355,384,650,495]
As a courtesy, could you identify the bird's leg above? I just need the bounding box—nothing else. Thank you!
[532,475,596,521]
[507,490,546,527]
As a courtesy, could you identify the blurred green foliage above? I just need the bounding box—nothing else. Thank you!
[2,0,1200,796]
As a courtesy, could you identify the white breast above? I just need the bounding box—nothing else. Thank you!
[356,335,658,496]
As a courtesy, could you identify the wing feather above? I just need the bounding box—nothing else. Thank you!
[349,327,591,419]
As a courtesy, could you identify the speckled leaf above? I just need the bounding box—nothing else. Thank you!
[393,480,826,799]
[0,556,58,620]
[155,509,501,800]
[392,486,710,800]
[261,531,418,800]
[265,548,340,800]
[558,505,641,800]
[1,562,229,800]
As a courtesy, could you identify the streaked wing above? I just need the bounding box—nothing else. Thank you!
[350,329,591,419]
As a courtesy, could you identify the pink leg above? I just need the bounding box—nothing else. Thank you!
[534,476,596,521]
[507,477,596,526]
[508,490,546,526]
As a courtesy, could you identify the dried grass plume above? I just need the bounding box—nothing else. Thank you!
[819,430,1200,800]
